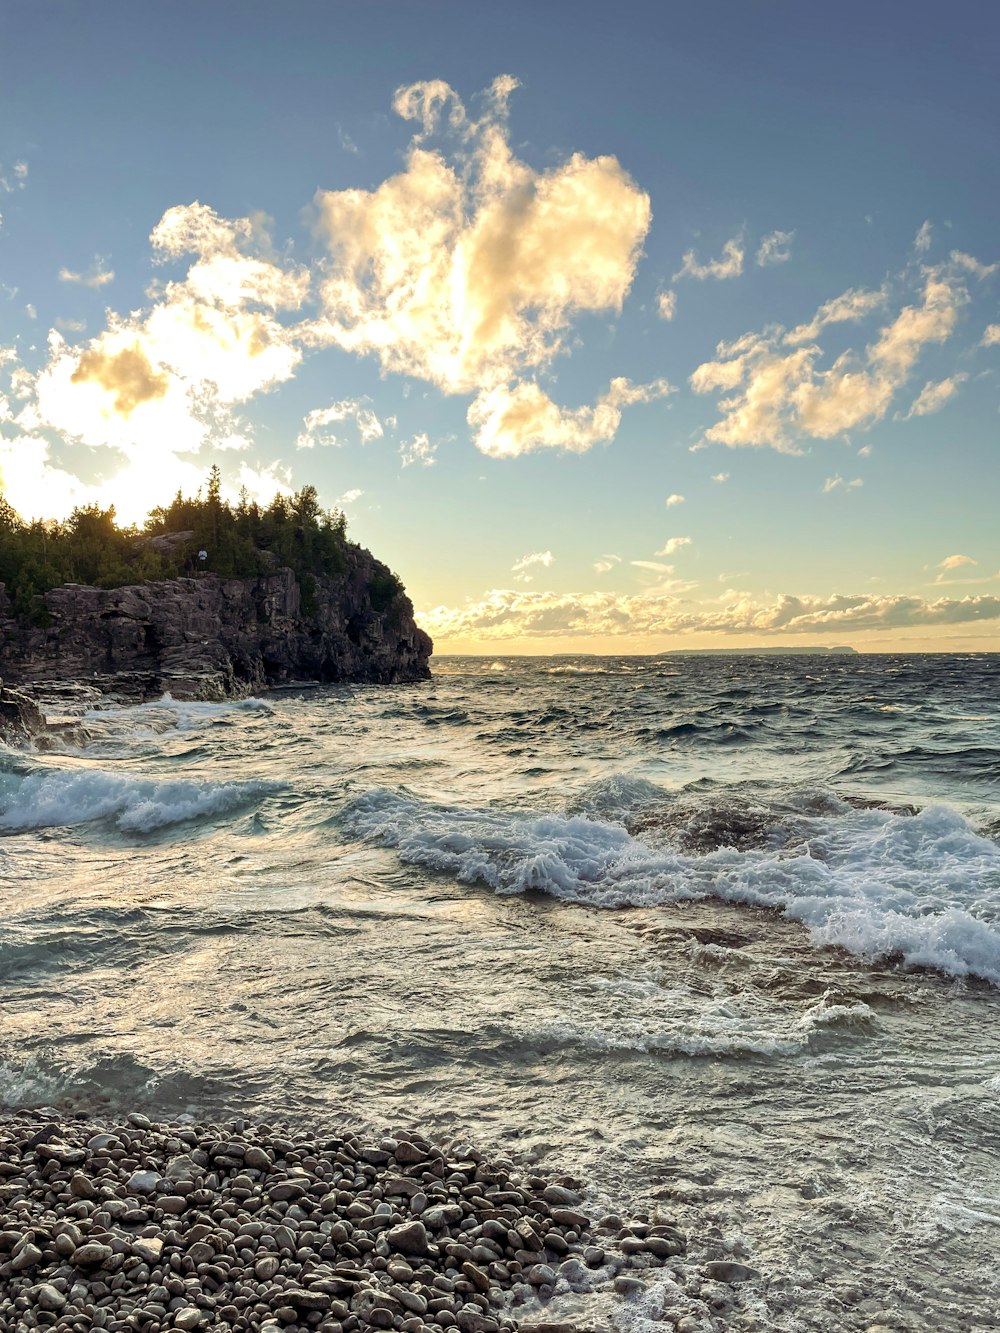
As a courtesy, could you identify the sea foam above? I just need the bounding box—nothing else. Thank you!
[0,763,282,833]
[344,786,1000,985]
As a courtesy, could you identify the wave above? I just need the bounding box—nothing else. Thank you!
[342,784,1000,986]
[0,762,283,833]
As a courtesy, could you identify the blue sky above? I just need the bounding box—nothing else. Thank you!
[1,0,998,650]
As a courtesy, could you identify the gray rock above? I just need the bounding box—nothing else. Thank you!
[541,1185,581,1207]
[33,1283,67,1312]
[704,1261,761,1284]
[127,1169,162,1194]
[11,1243,42,1270]
[73,1242,114,1267]
[388,1220,432,1256]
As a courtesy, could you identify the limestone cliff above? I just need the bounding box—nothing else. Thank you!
[0,547,432,708]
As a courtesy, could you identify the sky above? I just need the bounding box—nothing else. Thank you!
[1,0,999,653]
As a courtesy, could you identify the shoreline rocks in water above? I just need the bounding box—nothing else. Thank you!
[0,678,45,746]
[0,555,432,712]
[0,1111,686,1333]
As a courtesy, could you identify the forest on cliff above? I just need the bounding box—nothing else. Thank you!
[0,467,402,618]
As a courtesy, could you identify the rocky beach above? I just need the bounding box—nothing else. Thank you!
[0,1110,743,1333]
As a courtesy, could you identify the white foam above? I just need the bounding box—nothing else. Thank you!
[80,693,272,735]
[0,764,282,833]
[344,788,1000,985]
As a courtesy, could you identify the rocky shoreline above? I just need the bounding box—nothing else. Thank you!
[0,1111,745,1333]
[0,557,432,710]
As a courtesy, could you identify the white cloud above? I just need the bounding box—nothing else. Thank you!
[657,290,677,321]
[58,258,115,288]
[823,475,863,494]
[310,77,654,458]
[338,488,364,505]
[711,471,729,482]
[981,324,1000,347]
[665,493,685,507]
[949,250,998,279]
[784,287,887,346]
[0,160,28,193]
[756,230,795,266]
[631,559,674,574]
[903,374,967,419]
[593,554,621,574]
[296,399,384,449]
[656,536,691,556]
[400,432,438,467]
[674,235,744,282]
[691,265,971,451]
[468,375,671,459]
[3,202,306,522]
[914,221,933,253]
[511,550,555,575]
[419,587,1000,642]
[939,553,976,570]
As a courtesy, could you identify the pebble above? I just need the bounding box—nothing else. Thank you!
[0,1110,694,1333]
[703,1260,761,1283]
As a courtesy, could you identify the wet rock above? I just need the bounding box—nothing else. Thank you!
[703,1260,760,1283]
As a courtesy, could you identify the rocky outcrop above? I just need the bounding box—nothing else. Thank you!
[0,678,45,744]
[0,547,432,704]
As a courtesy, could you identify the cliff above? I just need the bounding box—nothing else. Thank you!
[0,546,432,711]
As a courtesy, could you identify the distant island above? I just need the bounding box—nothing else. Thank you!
[0,469,432,733]
[659,646,858,656]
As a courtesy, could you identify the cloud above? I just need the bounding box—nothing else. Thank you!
[691,265,972,451]
[311,77,654,457]
[657,290,677,321]
[784,287,887,346]
[0,160,27,193]
[593,554,621,574]
[903,374,967,419]
[400,432,438,467]
[665,493,685,507]
[656,536,691,556]
[468,375,671,458]
[58,258,115,288]
[70,341,170,414]
[674,235,744,282]
[511,550,554,574]
[914,221,933,253]
[756,230,795,266]
[420,587,1000,642]
[823,475,863,493]
[4,202,307,522]
[338,488,364,505]
[631,561,677,579]
[982,324,1000,347]
[296,398,384,448]
[939,554,976,570]
[711,471,729,482]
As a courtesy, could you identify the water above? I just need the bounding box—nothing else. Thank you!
[2,653,1000,1331]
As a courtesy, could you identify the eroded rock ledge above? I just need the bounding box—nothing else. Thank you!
[0,551,432,712]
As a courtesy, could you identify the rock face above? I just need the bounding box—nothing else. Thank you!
[0,548,432,704]
[0,678,45,744]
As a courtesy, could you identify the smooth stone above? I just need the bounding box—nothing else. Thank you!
[33,1283,67,1312]
[613,1276,644,1296]
[703,1261,760,1284]
[387,1220,432,1256]
[11,1243,43,1270]
[128,1170,162,1194]
[73,1242,114,1267]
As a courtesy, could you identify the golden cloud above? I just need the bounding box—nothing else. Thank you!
[70,342,169,416]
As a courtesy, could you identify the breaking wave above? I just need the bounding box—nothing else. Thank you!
[343,784,1000,985]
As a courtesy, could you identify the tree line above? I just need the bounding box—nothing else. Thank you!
[0,466,392,620]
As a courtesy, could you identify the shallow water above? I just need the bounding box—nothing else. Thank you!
[2,653,1000,1330]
